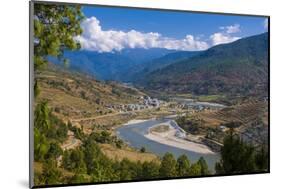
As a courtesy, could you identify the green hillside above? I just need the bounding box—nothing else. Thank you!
[139,33,268,96]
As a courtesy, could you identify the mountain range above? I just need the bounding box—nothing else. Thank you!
[49,48,180,81]
[49,32,268,97]
[138,32,269,96]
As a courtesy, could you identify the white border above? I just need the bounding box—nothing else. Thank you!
[1,0,280,189]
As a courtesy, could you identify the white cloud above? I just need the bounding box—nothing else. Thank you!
[75,17,209,52]
[264,19,268,29]
[156,35,209,51]
[211,24,241,45]
[210,32,241,46]
[75,17,242,52]
[220,24,241,34]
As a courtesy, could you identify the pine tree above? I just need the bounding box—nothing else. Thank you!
[188,163,202,176]
[142,161,160,179]
[33,3,84,70]
[197,157,209,175]
[215,131,257,174]
[159,153,177,177]
[176,154,190,176]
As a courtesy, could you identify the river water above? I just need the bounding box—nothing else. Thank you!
[116,119,220,172]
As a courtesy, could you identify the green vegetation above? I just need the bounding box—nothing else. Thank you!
[197,94,225,102]
[34,101,69,161]
[33,3,84,102]
[63,148,87,174]
[159,153,177,177]
[176,116,204,135]
[215,130,268,174]
[34,102,211,185]
[141,161,160,179]
[140,147,146,153]
[176,155,190,176]
[141,33,268,96]
[34,3,83,69]
[150,125,170,133]
[39,159,62,185]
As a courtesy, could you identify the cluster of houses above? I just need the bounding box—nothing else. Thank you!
[106,96,161,113]
[142,96,160,107]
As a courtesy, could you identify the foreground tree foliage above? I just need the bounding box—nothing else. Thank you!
[255,145,269,171]
[176,154,190,177]
[159,153,177,177]
[215,130,268,174]
[198,157,210,175]
[34,3,84,70]
[141,161,160,179]
[33,3,84,98]
[34,101,51,161]
[188,162,202,176]
[39,159,62,185]
[34,101,69,161]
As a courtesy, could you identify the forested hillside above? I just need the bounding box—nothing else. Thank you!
[139,33,268,96]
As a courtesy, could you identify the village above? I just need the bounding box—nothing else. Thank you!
[105,96,161,112]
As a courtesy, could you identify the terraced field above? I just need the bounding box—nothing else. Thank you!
[197,100,268,145]
[36,66,144,122]
[199,100,268,127]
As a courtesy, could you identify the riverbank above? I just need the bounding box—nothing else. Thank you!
[145,122,215,155]
[117,118,220,171]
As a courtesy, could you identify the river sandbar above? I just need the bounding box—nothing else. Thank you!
[145,124,215,155]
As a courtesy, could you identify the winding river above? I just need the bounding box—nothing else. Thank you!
[116,118,220,172]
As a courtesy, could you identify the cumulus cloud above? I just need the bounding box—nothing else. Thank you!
[75,17,242,52]
[210,24,241,45]
[220,24,241,34]
[210,32,241,46]
[74,17,209,52]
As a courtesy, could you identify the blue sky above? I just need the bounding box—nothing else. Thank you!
[75,5,268,52]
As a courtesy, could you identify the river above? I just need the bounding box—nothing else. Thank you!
[116,118,220,172]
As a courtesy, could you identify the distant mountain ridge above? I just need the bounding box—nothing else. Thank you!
[49,50,135,81]
[49,48,199,81]
[128,51,202,82]
[138,32,269,96]
[116,48,178,64]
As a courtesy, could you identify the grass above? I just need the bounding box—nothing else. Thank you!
[197,94,225,102]
[99,144,159,163]
[39,88,100,119]
[174,93,193,98]
[150,125,170,133]
[34,161,75,177]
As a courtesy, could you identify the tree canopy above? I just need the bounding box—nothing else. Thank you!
[159,152,177,177]
[215,131,268,174]
[34,3,84,70]
[176,154,190,176]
